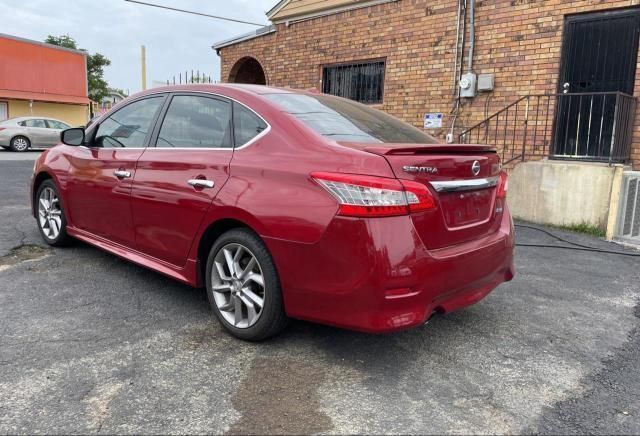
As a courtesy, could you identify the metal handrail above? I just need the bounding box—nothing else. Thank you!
[459,92,637,166]
[461,95,530,135]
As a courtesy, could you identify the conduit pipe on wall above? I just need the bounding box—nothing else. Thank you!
[452,0,463,95]
[467,0,475,72]
[448,0,476,142]
[453,0,467,97]
[448,0,466,142]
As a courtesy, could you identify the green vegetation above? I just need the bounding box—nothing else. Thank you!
[45,35,111,103]
[561,223,606,238]
[550,222,606,238]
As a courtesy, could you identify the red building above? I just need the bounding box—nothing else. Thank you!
[0,33,90,126]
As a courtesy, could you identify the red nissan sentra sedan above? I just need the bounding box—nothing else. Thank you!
[31,84,515,341]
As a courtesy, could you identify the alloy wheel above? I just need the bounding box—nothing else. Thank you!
[38,187,62,240]
[12,137,28,151]
[211,243,265,328]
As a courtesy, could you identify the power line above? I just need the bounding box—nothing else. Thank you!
[124,0,266,27]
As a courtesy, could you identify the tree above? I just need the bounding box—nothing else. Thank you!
[45,35,111,103]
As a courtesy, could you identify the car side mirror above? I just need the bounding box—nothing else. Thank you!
[61,128,85,146]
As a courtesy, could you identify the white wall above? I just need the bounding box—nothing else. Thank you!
[508,160,627,231]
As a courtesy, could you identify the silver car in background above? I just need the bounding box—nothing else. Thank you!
[0,117,71,152]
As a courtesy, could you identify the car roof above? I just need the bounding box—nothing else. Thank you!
[101,84,326,124]
[3,116,67,123]
[130,83,306,101]
[213,84,300,95]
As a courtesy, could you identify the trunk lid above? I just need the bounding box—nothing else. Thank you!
[340,142,504,249]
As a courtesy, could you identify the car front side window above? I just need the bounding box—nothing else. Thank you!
[47,120,70,130]
[94,96,164,148]
[156,95,232,149]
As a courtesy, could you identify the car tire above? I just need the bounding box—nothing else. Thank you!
[10,136,30,152]
[206,228,289,341]
[36,179,72,247]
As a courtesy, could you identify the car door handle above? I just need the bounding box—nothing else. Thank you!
[187,179,214,189]
[114,170,131,179]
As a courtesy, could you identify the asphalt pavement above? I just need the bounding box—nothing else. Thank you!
[0,149,639,434]
[0,149,41,161]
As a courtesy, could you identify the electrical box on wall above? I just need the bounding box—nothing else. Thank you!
[459,72,477,98]
[478,73,495,92]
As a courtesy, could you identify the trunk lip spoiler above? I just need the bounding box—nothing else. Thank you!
[360,144,496,155]
[430,176,499,193]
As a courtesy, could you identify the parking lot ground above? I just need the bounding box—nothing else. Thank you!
[1,157,639,434]
[0,149,42,161]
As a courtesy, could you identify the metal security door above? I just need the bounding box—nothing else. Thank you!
[553,9,640,159]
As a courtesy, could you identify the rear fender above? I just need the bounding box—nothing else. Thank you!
[187,205,268,265]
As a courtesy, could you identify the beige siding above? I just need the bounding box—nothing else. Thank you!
[270,0,365,21]
[7,100,89,127]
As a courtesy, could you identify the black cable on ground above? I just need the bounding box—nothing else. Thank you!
[515,223,606,250]
[514,224,640,257]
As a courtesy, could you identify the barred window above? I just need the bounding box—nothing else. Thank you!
[322,60,385,104]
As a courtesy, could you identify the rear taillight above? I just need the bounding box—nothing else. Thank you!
[0,128,5,132]
[400,179,437,213]
[496,171,508,199]
[311,172,437,217]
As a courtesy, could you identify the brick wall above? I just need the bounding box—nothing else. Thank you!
[218,0,640,169]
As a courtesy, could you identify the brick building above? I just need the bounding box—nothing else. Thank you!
[213,0,640,170]
[0,33,90,126]
[213,0,640,241]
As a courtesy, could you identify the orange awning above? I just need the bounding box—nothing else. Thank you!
[0,89,90,105]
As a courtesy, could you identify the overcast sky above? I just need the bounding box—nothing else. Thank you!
[0,0,275,94]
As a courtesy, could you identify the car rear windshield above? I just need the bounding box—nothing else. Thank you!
[265,93,438,144]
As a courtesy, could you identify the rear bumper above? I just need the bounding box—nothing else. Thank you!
[264,206,515,333]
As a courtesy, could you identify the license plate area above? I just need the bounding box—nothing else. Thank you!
[439,189,493,227]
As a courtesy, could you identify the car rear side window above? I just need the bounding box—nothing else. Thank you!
[25,119,47,128]
[94,96,164,148]
[265,93,438,144]
[157,96,232,148]
[233,102,267,147]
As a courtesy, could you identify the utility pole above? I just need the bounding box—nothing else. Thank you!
[141,45,147,91]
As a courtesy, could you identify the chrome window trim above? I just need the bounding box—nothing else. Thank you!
[430,176,499,193]
[78,146,148,150]
[112,89,272,152]
[147,124,271,152]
